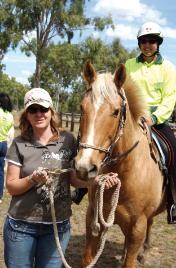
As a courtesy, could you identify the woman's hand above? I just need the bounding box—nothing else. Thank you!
[94,172,119,190]
[29,167,49,185]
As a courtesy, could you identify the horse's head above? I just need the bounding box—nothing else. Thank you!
[75,60,128,180]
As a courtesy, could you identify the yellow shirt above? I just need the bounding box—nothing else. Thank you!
[125,54,176,124]
[0,108,14,142]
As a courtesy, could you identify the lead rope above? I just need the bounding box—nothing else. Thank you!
[45,170,120,268]
[86,173,121,268]
[49,187,72,268]
[40,168,72,268]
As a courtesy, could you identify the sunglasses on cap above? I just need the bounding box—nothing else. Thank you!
[27,105,50,114]
[139,38,158,44]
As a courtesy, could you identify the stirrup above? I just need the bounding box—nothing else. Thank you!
[169,204,176,224]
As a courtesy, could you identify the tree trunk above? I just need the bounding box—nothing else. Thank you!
[34,59,41,88]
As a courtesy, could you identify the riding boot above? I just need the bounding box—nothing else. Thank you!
[153,123,176,224]
[168,204,176,224]
[71,188,88,205]
[167,180,176,224]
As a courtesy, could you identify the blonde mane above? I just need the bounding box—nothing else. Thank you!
[123,74,148,121]
[91,72,147,122]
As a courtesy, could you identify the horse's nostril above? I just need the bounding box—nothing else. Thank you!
[89,165,97,173]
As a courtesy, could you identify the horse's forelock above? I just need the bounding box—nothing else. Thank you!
[91,73,119,107]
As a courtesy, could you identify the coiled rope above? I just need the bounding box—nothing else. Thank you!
[86,173,121,268]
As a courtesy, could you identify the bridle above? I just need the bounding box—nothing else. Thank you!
[78,88,140,166]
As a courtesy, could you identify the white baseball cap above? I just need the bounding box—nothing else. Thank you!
[24,88,53,110]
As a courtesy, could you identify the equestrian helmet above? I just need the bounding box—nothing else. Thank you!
[137,22,163,45]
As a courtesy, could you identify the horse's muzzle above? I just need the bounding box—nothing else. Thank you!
[75,164,98,180]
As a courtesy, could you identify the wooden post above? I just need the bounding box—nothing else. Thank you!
[71,112,74,132]
[65,114,68,128]
[60,112,62,127]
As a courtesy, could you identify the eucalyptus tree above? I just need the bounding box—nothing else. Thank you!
[0,0,113,87]
[39,37,137,112]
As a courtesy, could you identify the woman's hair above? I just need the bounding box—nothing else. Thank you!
[19,108,61,141]
[0,92,13,112]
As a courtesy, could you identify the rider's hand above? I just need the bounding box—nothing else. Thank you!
[145,117,154,126]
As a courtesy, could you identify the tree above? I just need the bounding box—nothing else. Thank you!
[40,42,81,89]
[39,37,137,112]
[0,0,113,87]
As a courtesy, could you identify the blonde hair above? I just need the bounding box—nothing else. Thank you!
[19,108,61,141]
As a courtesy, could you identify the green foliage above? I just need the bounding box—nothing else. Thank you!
[0,0,113,86]
[0,1,137,112]
[39,37,137,112]
[40,42,81,89]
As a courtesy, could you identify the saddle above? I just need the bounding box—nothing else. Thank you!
[151,128,171,173]
[151,127,176,223]
[139,118,171,174]
[142,119,176,195]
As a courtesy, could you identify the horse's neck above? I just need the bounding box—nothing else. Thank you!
[116,115,140,153]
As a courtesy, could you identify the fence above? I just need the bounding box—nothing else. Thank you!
[60,112,80,132]
[60,112,176,136]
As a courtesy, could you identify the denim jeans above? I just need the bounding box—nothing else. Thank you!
[0,141,7,198]
[3,216,71,268]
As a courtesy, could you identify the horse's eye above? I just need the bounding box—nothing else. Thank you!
[113,109,119,117]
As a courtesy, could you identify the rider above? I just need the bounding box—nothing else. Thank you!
[125,21,176,224]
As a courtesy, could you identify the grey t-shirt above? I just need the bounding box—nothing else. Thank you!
[6,130,77,223]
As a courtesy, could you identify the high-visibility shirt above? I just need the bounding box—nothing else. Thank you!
[0,107,14,142]
[125,53,176,124]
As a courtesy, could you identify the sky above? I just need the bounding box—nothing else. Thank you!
[2,0,176,85]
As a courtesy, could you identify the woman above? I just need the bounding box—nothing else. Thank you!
[0,93,14,203]
[3,87,118,268]
[125,22,176,223]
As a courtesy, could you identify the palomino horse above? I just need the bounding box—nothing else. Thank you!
[75,61,165,268]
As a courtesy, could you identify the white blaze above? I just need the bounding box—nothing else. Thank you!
[77,84,104,169]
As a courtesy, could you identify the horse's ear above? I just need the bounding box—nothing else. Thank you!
[83,60,97,84]
[114,64,126,90]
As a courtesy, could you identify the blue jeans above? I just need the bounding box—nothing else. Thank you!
[3,216,71,268]
[0,141,7,198]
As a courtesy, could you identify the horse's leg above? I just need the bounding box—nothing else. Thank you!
[120,236,127,263]
[137,217,153,265]
[122,215,147,268]
[81,206,102,268]
[144,217,153,250]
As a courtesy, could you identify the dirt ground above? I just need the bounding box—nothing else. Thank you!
[0,190,176,268]
[0,114,176,267]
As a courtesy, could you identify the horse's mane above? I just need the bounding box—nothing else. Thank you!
[91,72,148,122]
[123,74,148,122]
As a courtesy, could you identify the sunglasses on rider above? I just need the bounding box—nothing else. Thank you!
[27,105,50,114]
[139,38,158,44]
